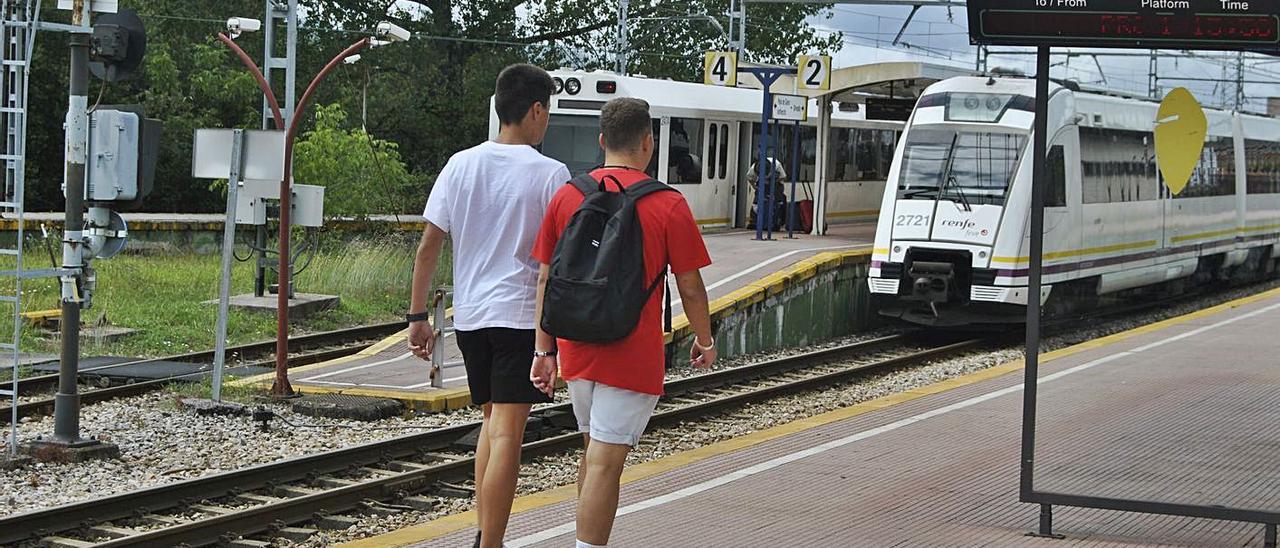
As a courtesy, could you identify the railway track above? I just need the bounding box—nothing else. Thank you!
[1,321,407,426]
[0,332,985,548]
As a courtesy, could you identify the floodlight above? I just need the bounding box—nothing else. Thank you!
[375,22,411,43]
[344,54,362,65]
[226,17,262,38]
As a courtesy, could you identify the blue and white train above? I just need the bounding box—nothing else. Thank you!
[869,76,1280,326]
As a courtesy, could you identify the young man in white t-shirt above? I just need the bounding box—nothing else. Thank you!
[407,63,569,548]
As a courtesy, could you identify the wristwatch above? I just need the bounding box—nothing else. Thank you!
[533,350,558,358]
[406,311,430,323]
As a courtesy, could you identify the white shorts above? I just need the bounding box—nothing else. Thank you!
[567,380,660,447]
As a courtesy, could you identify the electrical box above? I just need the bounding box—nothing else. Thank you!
[291,184,325,228]
[86,109,140,202]
[234,180,275,226]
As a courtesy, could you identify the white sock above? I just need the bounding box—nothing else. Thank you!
[576,540,604,548]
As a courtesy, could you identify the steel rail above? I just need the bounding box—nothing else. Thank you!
[6,320,406,397]
[0,332,983,547]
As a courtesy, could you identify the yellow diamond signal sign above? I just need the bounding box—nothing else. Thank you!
[1154,87,1208,197]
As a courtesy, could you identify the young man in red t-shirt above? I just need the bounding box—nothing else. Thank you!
[530,98,718,548]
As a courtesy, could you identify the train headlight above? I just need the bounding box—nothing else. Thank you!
[552,77,564,95]
[948,93,1014,122]
[564,77,582,95]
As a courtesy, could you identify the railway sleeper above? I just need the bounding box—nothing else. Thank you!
[400,495,440,511]
[314,476,360,490]
[86,525,136,539]
[234,493,283,505]
[312,513,362,530]
[40,536,95,548]
[272,526,319,542]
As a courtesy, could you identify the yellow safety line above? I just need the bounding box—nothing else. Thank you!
[695,217,731,227]
[344,284,1280,548]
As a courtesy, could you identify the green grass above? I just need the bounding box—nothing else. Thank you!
[0,234,451,358]
[165,375,262,405]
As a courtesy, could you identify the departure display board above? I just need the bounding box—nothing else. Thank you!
[968,0,1280,51]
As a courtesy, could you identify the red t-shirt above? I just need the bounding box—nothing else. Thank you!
[532,167,712,395]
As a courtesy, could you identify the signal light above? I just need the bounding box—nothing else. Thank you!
[597,80,617,94]
[564,77,581,95]
[553,77,564,94]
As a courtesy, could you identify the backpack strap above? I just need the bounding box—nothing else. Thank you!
[568,173,599,196]
[624,178,678,201]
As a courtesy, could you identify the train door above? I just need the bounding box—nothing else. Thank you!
[735,123,757,228]
[1045,126,1082,273]
[702,120,736,228]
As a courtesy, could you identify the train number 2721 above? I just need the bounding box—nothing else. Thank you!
[895,214,930,227]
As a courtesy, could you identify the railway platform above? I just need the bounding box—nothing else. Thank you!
[235,223,877,410]
[350,287,1280,547]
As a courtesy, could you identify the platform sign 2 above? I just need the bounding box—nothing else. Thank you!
[704,51,738,87]
[968,0,1280,51]
[796,54,832,91]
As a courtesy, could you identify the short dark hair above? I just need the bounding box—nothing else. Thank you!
[600,98,652,152]
[494,64,555,126]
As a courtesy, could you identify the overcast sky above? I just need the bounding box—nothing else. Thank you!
[810,4,1280,113]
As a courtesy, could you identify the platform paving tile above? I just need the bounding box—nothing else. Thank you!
[411,293,1279,548]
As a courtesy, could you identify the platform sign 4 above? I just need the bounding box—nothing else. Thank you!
[704,51,738,87]
[967,0,1280,51]
[796,54,832,91]
[772,94,808,122]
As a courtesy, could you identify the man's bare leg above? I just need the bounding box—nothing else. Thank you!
[576,434,591,497]
[473,404,492,545]
[478,402,532,548]
[576,439,631,545]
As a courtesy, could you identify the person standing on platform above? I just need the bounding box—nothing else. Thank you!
[529,97,718,548]
[406,63,568,548]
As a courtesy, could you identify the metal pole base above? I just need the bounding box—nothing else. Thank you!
[21,436,120,463]
[1026,504,1066,540]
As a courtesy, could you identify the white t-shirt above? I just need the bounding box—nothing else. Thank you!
[423,141,570,331]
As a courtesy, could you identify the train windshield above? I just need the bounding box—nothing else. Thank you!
[897,128,1026,207]
[541,114,604,176]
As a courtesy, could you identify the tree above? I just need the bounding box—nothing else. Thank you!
[293,103,421,219]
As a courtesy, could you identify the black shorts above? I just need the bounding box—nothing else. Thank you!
[455,328,552,405]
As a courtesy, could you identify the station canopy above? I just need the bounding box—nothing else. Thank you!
[736,60,974,103]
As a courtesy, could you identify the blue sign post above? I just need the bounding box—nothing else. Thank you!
[738,66,796,241]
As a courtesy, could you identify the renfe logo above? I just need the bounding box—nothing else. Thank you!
[939,219,977,230]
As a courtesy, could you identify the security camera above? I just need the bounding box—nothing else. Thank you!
[344,54,362,65]
[375,22,411,43]
[226,17,262,38]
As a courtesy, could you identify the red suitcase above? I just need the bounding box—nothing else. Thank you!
[797,199,815,233]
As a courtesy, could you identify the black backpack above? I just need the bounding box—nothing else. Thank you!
[541,172,677,343]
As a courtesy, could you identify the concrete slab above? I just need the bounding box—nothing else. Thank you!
[22,438,121,463]
[380,288,1280,548]
[236,223,876,411]
[210,293,341,320]
[291,394,403,421]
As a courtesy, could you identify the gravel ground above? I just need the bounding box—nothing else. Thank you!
[0,279,1276,537]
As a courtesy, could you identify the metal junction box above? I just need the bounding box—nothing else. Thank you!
[86,109,139,202]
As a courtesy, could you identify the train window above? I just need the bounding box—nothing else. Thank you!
[707,124,718,180]
[668,118,703,184]
[897,129,1024,207]
[1080,127,1159,204]
[645,119,662,179]
[1246,139,1280,194]
[719,124,730,179]
[542,114,604,176]
[1046,145,1067,207]
[1176,136,1236,199]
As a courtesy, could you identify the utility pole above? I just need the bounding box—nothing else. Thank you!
[1235,50,1245,111]
[36,0,118,460]
[1148,50,1159,98]
[255,0,297,298]
[729,0,747,56]
[616,0,629,75]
